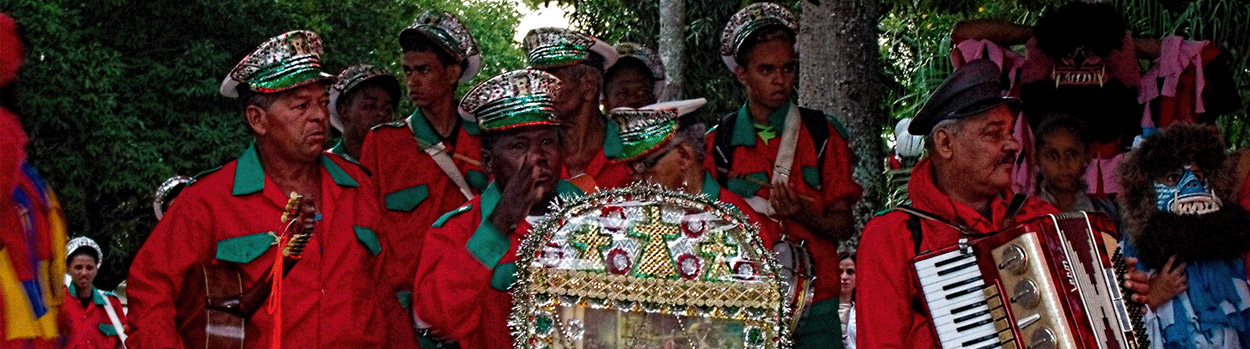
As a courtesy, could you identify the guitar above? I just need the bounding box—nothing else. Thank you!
[175,192,316,349]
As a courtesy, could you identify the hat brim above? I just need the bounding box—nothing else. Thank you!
[589,39,619,71]
[908,96,1018,135]
[221,71,333,99]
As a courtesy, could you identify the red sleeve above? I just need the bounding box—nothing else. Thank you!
[856,213,919,349]
[359,130,381,175]
[702,129,719,176]
[820,129,862,210]
[124,192,214,349]
[107,294,129,334]
[412,211,493,341]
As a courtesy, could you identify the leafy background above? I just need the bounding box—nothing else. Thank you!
[3,0,1246,286]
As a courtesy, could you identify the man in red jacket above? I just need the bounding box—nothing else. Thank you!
[356,10,484,347]
[414,69,580,348]
[704,4,862,346]
[856,59,1152,348]
[524,28,633,190]
[125,30,388,348]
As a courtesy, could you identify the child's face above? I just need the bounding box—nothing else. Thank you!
[1037,130,1087,193]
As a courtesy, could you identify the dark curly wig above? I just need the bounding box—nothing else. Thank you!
[1033,2,1127,58]
[1118,123,1250,270]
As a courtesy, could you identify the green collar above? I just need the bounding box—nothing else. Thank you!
[68,284,106,306]
[406,108,481,147]
[603,121,623,158]
[232,142,360,196]
[731,101,793,147]
[327,141,358,164]
[700,171,720,200]
[468,180,583,268]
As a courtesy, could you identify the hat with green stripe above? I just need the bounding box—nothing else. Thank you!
[720,2,798,72]
[607,98,708,161]
[523,27,618,71]
[459,69,562,132]
[220,30,333,98]
[400,10,481,83]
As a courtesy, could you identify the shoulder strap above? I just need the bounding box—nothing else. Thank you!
[1002,193,1029,228]
[713,112,738,187]
[907,213,924,255]
[798,108,831,169]
[98,290,128,348]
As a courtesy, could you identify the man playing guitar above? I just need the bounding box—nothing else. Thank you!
[125,30,387,348]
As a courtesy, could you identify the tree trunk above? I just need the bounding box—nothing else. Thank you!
[798,0,886,245]
[657,0,684,100]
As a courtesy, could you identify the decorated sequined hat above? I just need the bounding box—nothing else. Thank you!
[329,64,400,132]
[607,98,708,161]
[400,10,481,83]
[66,237,103,267]
[459,69,562,132]
[523,27,619,71]
[612,42,666,99]
[720,2,799,72]
[220,30,333,98]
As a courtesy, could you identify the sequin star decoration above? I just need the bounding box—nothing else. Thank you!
[698,229,740,280]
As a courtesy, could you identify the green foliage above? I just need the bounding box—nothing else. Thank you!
[3,0,522,288]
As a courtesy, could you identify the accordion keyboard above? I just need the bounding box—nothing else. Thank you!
[917,249,1017,349]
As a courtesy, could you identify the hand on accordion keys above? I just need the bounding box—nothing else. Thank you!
[1120,256,1153,305]
[1142,256,1188,309]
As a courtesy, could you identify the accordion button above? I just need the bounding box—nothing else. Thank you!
[1010,279,1040,308]
[998,245,1027,274]
[1029,328,1056,349]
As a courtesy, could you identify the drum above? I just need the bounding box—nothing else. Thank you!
[772,238,814,331]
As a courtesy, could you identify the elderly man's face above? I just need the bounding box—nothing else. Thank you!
[942,105,1020,196]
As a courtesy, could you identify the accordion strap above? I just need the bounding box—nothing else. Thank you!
[896,194,1029,240]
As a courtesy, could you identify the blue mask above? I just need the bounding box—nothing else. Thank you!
[1154,166,1222,215]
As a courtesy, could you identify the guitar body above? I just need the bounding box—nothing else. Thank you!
[176,263,246,349]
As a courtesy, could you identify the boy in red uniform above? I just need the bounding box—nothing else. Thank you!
[414,69,581,348]
[523,28,632,190]
[856,59,1152,348]
[704,3,861,346]
[355,10,484,346]
[327,64,400,164]
[126,30,387,348]
[59,237,126,349]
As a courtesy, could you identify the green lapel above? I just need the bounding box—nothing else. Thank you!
[406,109,441,146]
[232,143,265,196]
[730,101,793,147]
[232,142,361,196]
[466,180,584,268]
[700,171,720,200]
[327,141,358,164]
[68,284,107,306]
[603,121,623,158]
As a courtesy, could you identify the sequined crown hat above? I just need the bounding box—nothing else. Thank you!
[613,42,666,98]
[607,98,708,161]
[66,236,103,267]
[400,10,481,83]
[720,2,798,72]
[523,27,619,71]
[220,30,333,98]
[459,69,562,132]
[329,64,400,132]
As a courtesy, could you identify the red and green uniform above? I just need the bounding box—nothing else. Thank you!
[697,171,782,248]
[563,122,633,190]
[359,109,487,347]
[125,144,387,348]
[58,285,125,349]
[413,181,582,348]
[856,158,1057,348]
[702,101,862,347]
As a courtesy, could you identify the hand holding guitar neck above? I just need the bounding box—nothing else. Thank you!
[207,192,316,319]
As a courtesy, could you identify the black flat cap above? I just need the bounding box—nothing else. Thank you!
[910,59,1019,135]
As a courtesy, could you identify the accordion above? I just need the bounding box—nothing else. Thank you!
[912,212,1147,349]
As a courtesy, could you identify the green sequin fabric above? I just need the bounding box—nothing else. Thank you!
[459,69,562,132]
[607,108,680,161]
[224,30,331,96]
[523,27,597,69]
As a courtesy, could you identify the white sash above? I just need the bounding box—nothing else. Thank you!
[98,290,128,348]
[745,105,802,216]
[412,122,475,200]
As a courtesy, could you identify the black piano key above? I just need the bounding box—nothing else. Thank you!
[953,309,991,323]
[961,332,1001,348]
[950,300,989,315]
[934,252,974,268]
[938,260,978,276]
[956,317,994,332]
[945,283,988,300]
[942,276,983,291]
